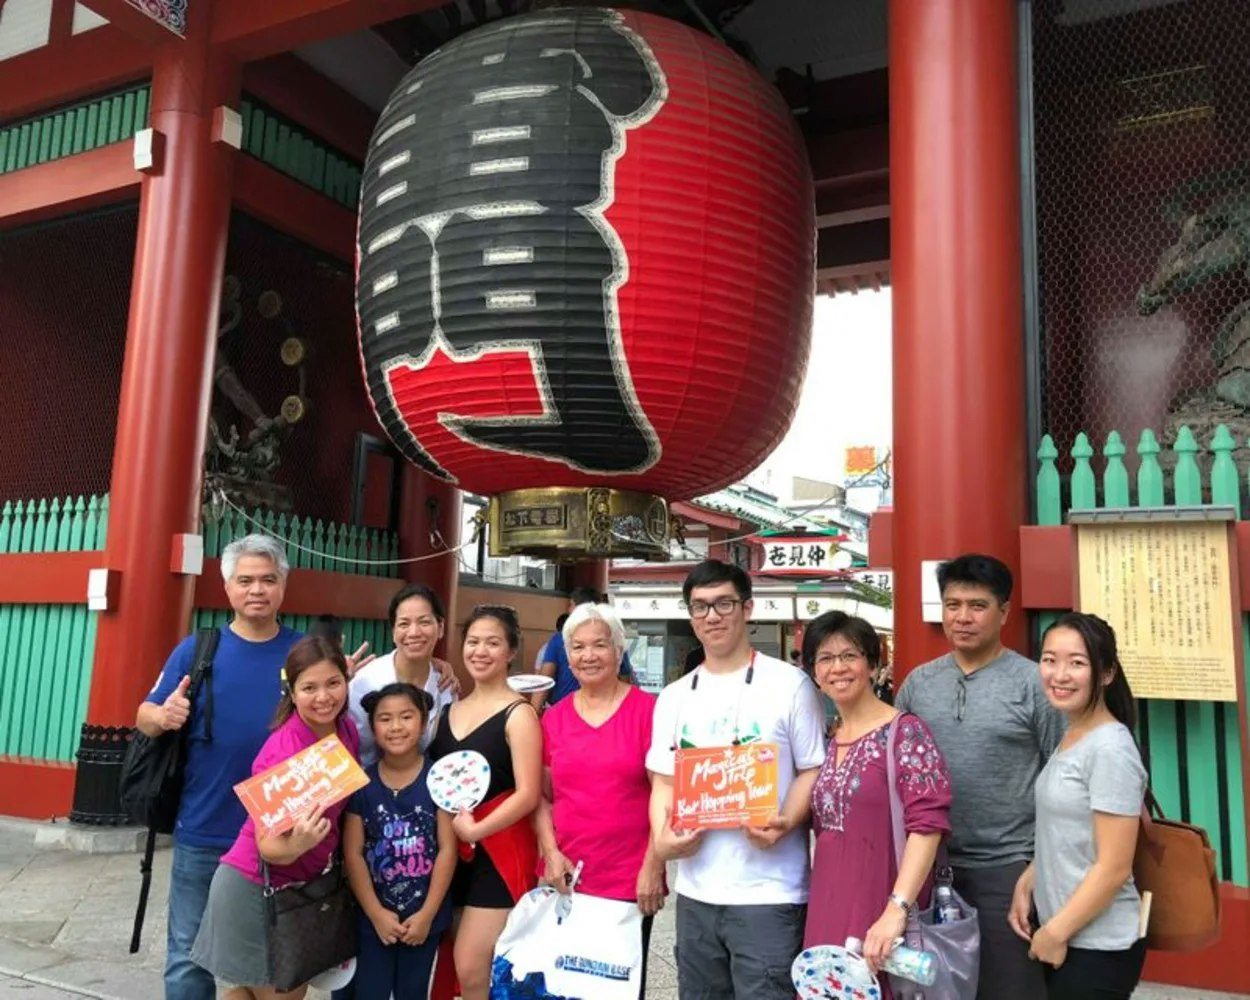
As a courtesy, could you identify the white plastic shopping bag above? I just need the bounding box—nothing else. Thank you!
[490,886,642,1000]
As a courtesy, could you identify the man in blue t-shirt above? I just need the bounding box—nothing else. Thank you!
[137,534,300,1000]
[533,585,634,711]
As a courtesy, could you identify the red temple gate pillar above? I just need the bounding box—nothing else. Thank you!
[399,466,462,660]
[888,0,1028,677]
[569,559,610,600]
[72,7,239,821]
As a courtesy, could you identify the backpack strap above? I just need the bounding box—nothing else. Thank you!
[129,826,158,954]
[186,628,221,742]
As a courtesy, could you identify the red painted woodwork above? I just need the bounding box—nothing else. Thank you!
[888,0,1027,677]
[670,501,741,532]
[609,563,694,584]
[0,553,98,604]
[398,466,462,661]
[1017,525,1076,609]
[242,55,373,162]
[1144,884,1250,993]
[193,560,399,620]
[0,144,139,230]
[49,0,75,41]
[0,25,148,119]
[79,0,181,45]
[233,155,354,261]
[569,560,610,600]
[85,19,241,726]
[867,506,893,570]
[211,0,444,62]
[0,758,77,820]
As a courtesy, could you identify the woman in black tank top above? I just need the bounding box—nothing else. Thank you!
[427,605,542,1000]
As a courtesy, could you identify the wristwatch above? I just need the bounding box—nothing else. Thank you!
[887,892,914,914]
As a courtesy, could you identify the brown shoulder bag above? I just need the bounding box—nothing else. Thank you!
[1133,789,1221,952]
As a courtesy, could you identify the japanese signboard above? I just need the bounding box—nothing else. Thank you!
[233,735,369,836]
[758,537,843,577]
[1076,521,1238,701]
[671,742,779,830]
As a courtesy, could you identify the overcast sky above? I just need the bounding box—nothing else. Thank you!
[746,290,893,498]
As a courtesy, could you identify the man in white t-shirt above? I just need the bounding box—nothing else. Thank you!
[646,559,826,1000]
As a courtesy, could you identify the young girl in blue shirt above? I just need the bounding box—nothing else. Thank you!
[343,682,457,1000]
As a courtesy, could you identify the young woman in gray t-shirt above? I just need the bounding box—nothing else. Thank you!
[1006,613,1147,1000]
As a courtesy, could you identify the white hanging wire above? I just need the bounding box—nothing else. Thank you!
[210,487,476,567]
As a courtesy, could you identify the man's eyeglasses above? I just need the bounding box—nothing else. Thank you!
[813,651,864,668]
[687,597,744,619]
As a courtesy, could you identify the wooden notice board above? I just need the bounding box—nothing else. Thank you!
[1076,520,1238,702]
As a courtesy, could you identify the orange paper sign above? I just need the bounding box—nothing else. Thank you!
[233,735,368,836]
[672,742,780,831]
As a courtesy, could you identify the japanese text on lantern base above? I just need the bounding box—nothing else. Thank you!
[1076,521,1237,702]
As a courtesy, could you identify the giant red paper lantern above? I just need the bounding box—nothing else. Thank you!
[357,6,814,556]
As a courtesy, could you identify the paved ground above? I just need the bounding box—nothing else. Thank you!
[0,818,1240,999]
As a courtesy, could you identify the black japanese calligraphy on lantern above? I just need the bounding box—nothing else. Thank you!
[788,548,807,567]
[357,8,667,480]
[767,546,787,567]
[807,545,826,567]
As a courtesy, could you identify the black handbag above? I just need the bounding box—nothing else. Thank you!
[263,859,358,992]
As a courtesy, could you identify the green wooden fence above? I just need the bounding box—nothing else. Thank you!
[0,84,150,176]
[190,609,391,657]
[239,98,362,210]
[0,496,109,761]
[0,494,398,762]
[1037,425,1249,886]
[203,506,400,576]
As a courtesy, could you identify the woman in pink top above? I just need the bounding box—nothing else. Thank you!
[191,636,360,999]
[534,602,664,1000]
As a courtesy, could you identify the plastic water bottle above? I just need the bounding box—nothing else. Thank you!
[933,885,962,925]
[846,936,938,987]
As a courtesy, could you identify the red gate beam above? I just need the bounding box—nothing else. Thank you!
[211,0,446,62]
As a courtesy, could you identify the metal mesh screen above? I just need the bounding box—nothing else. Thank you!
[0,206,136,503]
[211,213,385,523]
[1031,0,1250,477]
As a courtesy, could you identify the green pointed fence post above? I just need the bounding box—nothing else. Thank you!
[68,496,85,550]
[1173,426,1202,505]
[96,494,109,548]
[287,516,304,570]
[1037,435,1061,526]
[1137,430,1165,506]
[312,520,326,572]
[1071,433,1097,509]
[1102,431,1130,507]
[54,496,73,550]
[1211,425,1241,517]
[83,496,100,551]
[300,516,315,569]
[203,510,220,558]
[31,498,49,552]
[0,501,12,553]
[276,512,289,544]
[15,500,34,552]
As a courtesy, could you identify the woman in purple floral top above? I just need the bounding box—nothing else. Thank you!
[803,612,952,996]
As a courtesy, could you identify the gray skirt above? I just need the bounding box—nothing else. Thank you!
[191,863,271,988]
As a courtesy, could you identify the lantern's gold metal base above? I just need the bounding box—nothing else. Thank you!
[488,487,670,560]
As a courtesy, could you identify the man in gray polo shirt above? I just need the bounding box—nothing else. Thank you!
[895,553,1063,1000]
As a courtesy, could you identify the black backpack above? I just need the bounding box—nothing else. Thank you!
[119,627,219,952]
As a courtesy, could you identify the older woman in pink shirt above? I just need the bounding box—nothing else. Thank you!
[533,602,664,999]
